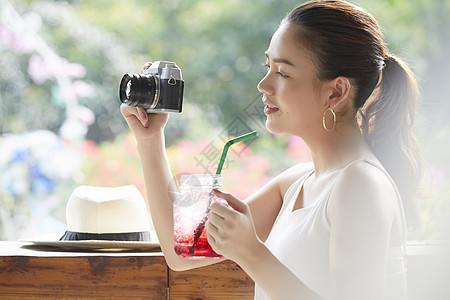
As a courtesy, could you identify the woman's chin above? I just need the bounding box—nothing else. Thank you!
[265,120,283,135]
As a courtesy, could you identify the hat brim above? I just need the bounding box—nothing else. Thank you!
[21,232,160,252]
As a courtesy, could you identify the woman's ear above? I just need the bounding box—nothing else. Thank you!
[326,76,351,109]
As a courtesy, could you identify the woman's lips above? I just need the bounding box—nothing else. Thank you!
[264,104,279,115]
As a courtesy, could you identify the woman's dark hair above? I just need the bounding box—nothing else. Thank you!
[284,0,422,227]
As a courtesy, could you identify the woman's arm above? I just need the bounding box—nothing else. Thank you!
[327,162,397,300]
[207,189,323,300]
[121,102,307,271]
[119,62,224,271]
[121,104,223,271]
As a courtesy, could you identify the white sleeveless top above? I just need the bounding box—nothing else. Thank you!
[254,160,408,300]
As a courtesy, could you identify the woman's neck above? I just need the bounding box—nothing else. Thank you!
[306,125,374,176]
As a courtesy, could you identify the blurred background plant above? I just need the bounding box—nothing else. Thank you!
[0,0,449,240]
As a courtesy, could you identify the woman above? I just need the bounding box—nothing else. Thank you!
[121,0,421,299]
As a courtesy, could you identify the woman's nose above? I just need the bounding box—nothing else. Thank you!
[257,73,274,96]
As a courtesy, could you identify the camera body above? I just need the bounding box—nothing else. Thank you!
[119,61,184,113]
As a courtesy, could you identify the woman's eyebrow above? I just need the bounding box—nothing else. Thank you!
[265,52,296,67]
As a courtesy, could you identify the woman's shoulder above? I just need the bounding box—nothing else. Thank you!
[328,160,398,220]
[275,162,315,197]
[333,160,396,195]
[338,160,394,189]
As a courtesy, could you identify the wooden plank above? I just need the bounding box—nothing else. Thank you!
[0,255,168,299]
[168,260,254,299]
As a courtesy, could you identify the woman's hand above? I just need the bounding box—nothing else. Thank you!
[120,62,169,141]
[206,189,263,263]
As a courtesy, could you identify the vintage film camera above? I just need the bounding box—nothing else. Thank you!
[119,61,184,113]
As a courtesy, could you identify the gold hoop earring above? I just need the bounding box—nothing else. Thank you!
[322,108,336,132]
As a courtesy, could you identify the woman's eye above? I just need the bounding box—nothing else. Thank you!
[276,71,289,78]
[262,62,289,78]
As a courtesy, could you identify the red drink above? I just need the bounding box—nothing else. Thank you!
[173,174,223,259]
[174,229,222,259]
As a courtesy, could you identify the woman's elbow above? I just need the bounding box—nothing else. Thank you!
[163,251,222,272]
[166,259,189,272]
[163,253,195,272]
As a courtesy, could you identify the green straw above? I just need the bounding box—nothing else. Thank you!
[189,130,259,256]
[216,130,259,174]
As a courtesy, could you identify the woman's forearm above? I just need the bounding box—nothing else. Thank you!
[136,132,224,271]
[137,133,176,259]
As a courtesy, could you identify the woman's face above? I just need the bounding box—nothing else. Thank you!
[258,23,325,136]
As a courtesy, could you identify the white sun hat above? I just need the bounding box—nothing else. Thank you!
[24,185,159,251]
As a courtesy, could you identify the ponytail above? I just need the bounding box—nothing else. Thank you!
[359,54,422,228]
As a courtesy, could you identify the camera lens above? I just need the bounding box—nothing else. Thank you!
[119,73,158,109]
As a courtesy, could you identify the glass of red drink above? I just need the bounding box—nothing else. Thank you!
[173,174,224,259]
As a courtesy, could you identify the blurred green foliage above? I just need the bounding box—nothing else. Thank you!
[2,0,449,143]
[1,0,449,240]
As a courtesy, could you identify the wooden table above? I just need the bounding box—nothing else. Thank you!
[0,242,254,299]
[2,241,449,299]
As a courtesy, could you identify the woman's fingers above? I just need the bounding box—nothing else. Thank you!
[120,104,149,127]
[206,191,260,262]
[208,204,227,229]
[141,62,152,74]
[205,218,219,237]
[213,189,249,214]
[136,107,149,127]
